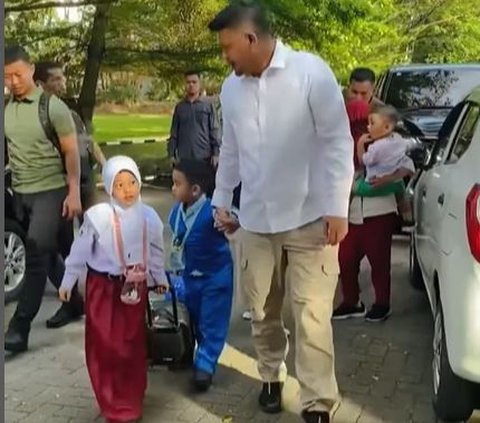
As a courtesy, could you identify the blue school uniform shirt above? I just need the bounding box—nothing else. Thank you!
[168,195,232,278]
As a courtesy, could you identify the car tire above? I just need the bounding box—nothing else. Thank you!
[409,234,425,291]
[4,218,27,303]
[432,302,474,422]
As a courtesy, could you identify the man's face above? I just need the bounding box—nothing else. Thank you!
[185,74,200,97]
[347,80,374,103]
[41,67,66,97]
[4,60,35,98]
[217,26,255,77]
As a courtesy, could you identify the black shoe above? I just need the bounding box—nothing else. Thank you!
[46,303,83,329]
[4,327,28,353]
[301,410,330,423]
[365,304,391,322]
[332,302,366,320]
[258,382,282,414]
[192,368,213,392]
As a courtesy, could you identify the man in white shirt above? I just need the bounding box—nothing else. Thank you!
[208,3,354,423]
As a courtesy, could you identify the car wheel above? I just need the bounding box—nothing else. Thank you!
[432,302,474,422]
[4,219,27,303]
[409,234,425,291]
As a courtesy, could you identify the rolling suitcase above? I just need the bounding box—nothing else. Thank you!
[146,272,194,367]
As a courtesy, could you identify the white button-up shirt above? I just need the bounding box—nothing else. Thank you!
[212,41,354,234]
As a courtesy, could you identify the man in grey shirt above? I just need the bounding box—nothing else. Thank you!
[168,71,221,167]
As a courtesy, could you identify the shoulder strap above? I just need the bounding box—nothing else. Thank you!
[112,209,148,270]
[38,92,61,152]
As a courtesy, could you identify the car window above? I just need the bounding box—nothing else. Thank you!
[427,103,468,167]
[446,103,480,164]
[384,68,480,110]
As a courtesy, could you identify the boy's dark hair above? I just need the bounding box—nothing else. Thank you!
[208,1,271,36]
[349,67,376,84]
[184,70,201,79]
[34,61,62,83]
[5,44,31,65]
[374,105,401,126]
[174,159,215,197]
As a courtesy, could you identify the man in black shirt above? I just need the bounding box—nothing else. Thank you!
[168,71,221,167]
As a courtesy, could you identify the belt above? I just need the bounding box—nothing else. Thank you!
[87,264,124,282]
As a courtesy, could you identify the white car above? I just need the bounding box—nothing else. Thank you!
[409,86,480,422]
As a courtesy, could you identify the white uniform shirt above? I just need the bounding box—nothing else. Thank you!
[212,41,354,234]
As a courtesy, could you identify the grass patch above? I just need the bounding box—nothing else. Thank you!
[100,141,171,176]
[92,114,172,143]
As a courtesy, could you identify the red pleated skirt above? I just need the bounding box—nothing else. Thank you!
[85,271,147,422]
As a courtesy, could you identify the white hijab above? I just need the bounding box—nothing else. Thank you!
[88,155,147,268]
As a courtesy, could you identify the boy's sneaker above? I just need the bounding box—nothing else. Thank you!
[192,368,213,392]
[365,304,391,322]
[332,302,366,320]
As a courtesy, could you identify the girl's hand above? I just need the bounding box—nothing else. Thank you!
[59,287,71,302]
[155,283,169,294]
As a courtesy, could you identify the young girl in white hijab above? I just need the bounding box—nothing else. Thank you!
[58,155,167,423]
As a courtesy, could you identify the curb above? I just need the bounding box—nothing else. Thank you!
[101,137,167,146]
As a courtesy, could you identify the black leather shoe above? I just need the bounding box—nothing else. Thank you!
[4,327,28,353]
[301,410,330,423]
[193,369,213,392]
[46,303,83,329]
[258,382,282,414]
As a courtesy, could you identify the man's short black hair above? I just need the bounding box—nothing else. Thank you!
[349,67,376,84]
[174,159,215,197]
[5,44,31,65]
[184,70,201,79]
[208,1,271,35]
[34,61,63,83]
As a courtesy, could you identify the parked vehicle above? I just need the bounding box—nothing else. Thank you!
[409,86,480,422]
[4,166,27,303]
[375,64,480,166]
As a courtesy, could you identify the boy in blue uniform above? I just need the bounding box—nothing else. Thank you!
[169,159,233,391]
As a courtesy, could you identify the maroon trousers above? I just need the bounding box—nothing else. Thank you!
[339,213,397,307]
[85,272,148,423]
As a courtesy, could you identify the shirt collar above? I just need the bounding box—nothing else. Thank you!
[182,194,207,219]
[268,40,288,70]
[240,39,288,80]
[11,86,43,103]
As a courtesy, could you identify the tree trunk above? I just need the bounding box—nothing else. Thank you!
[78,2,111,132]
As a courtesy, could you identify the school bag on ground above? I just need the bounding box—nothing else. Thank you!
[146,272,194,368]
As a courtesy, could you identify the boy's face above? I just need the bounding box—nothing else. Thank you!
[112,170,140,207]
[368,113,394,140]
[41,67,66,97]
[4,59,35,98]
[171,169,198,204]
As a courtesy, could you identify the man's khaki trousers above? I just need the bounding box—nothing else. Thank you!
[238,218,340,413]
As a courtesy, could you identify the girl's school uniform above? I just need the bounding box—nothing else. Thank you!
[168,195,233,375]
[60,156,167,423]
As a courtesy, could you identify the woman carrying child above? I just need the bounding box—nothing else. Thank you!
[59,155,168,423]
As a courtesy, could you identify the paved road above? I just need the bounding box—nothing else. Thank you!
[4,187,480,423]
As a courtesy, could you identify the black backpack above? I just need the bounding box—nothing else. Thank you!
[37,92,94,183]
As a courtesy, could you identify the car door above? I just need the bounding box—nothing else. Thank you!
[431,103,480,257]
[415,103,469,282]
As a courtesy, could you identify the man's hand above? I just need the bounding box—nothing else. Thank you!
[369,175,393,187]
[211,156,219,168]
[62,189,82,220]
[324,216,348,245]
[170,157,177,168]
[214,208,239,234]
[59,287,71,302]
